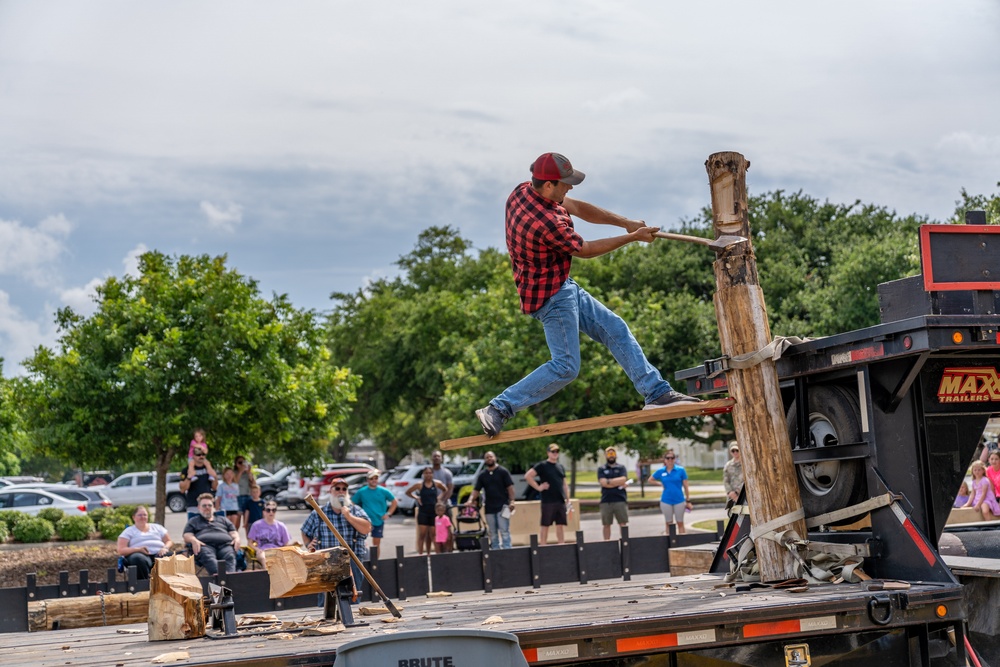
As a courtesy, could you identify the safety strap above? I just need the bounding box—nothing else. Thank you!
[706,335,812,378]
[805,493,896,528]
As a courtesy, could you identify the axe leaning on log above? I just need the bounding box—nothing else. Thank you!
[304,494,402,619]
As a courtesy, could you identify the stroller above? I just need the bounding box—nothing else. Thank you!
[453,503,487,551]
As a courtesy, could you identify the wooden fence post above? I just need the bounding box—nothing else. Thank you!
[706,151,808,581]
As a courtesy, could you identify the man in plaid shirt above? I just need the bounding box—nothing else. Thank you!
[301,478,371,593]
[476,152,699,437]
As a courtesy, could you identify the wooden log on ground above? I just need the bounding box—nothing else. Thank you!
[706,151,808,582]
[28,591,150,632]
[266,546,352,598]
[147,554,206,641]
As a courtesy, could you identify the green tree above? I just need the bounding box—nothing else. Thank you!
[0,362,25,476]
[20,252,360,522]
[949,183,1000,225]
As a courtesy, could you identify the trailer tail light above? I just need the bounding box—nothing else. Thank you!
[935,605,948,618]
[952,331,964,344]
[903,335,912,350]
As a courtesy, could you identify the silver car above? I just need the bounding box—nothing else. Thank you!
[0,487,91,516]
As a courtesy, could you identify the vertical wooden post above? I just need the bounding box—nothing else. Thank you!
[706,151,807,582]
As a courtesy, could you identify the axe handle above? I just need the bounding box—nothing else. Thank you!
[652,231,713,247]
[304,494,402,618]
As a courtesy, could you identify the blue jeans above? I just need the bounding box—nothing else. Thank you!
[491,279,672,417]
[485,512,511,549]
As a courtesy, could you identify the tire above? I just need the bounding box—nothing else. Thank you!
[786,384,866,519]
[167,494,187,514]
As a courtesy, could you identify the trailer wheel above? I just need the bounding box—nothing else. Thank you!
[786,385,865,519]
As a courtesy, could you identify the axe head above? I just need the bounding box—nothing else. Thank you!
[709,235,748,251]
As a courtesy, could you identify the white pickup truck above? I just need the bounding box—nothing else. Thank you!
[91,471,186,512]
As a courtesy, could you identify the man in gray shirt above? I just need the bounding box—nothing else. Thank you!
[183,492,240,575]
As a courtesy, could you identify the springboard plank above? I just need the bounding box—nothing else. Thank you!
[440,398,735,450]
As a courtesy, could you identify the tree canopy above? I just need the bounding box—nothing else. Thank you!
[18,251,361,522]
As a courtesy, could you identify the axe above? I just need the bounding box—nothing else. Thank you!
[653,230,747,251]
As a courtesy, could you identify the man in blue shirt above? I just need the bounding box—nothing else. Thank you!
[597,446,629,540]
[350,470,397,550]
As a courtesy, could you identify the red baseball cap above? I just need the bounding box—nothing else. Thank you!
[330,477,348,487]
[530,152,585,185]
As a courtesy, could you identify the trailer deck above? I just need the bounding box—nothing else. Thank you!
[0,572,966,667]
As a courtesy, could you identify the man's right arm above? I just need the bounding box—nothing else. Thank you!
[572,226,660,259]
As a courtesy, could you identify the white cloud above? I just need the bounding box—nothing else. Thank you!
[59,277,103,317]
[123,243,148,278]
[0,291,56,375]
[199,201,243,233]
[936,132,1000,157]
[0,214,72,287]
[583,88,647,113]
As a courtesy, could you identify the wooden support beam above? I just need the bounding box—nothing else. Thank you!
[706,151,808,582]
[440,398,735,450]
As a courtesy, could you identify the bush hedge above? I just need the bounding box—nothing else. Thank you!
[98,515,131,541]
[13,517,55,543]
[0,509,30,533]
[37,507,66,525]
[56,515,95,542]
[0,521,8,542]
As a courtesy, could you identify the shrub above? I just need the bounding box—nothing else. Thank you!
[0,510,30,532]
[37,507,66,525]
[115,505,139,520]
[98,515,131,540]
[56,515,95,542]
[13,517,55,543]
[88,507,114,525]
[0,521,8,543]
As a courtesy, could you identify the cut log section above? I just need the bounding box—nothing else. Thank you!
[28,591,149,632]
[148,554,206,641]
[441,398,735,450]
[266,546,353,598]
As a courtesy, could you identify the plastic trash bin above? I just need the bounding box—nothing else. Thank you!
[332,629,529,667]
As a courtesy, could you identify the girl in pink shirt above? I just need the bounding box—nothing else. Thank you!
[965,461,1000,520]
[433,503,452,553]
[986,452,1000,503]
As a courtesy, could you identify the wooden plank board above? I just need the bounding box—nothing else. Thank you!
[440,398,735,451]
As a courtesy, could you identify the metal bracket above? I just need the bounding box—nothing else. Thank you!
[704,356,730,379]
[208,583,238,638]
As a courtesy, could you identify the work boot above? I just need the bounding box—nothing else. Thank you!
[475,405,508,438]
[643,390,702,410]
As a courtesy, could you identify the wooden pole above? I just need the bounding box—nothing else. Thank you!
[706,151,807,582]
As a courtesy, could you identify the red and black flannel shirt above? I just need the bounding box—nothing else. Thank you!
[505,182,584,314]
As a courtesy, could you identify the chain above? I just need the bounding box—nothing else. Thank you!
[99,590,107,626]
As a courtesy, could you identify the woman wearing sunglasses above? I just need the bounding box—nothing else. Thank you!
[246,501,290,566]
[648,450,692,535]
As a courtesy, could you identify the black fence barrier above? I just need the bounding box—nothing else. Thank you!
[1,527,722,634]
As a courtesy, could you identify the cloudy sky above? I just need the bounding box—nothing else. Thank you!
[1,1,998,376]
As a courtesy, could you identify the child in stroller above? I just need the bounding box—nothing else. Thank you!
[453,501,487,551]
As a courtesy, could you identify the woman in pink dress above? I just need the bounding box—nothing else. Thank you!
[964,461,1000,520]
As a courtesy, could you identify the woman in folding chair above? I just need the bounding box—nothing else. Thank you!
[246,499,291,567]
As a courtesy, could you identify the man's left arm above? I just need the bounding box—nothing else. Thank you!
[563,198,646,233]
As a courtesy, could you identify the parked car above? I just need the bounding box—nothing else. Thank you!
[450,459,486,501]
[5,483,113,512]
[0,476,45,488]
[384,464,431,515]
[281,463,376,509]
[90,471,186,512]
[0,487,89,516]
[255,465,294,504]
[317,472,371,506]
